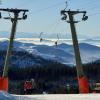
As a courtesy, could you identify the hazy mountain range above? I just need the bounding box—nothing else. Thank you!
[0,40,100,67]
[0,31,99,39]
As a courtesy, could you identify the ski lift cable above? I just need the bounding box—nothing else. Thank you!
[64,1,69,10]
[22,1,66,26]
[69,0,100,15]
[45,17,60,33]
[34,1,65,43]
[73,0,99,9]
[38,18,61,44]
[48,20,61,40]
[1,1,65,16]
[38,13,62,41]
[88,12,100,17]
[12,36,58,65]
[54,33,60,47]
[57,34,59,41]
[18,0,63,10]
[39,32,43,38]
[79,3,100,12]
[39,32,44,42]
[29,1,65,15]
[29,0,67,42]
[7,11,13,22]
[50,21,60,33]
[14,0,32,8]
[61,0,100,13]
[14,1,67,35]
[39,32,54,43]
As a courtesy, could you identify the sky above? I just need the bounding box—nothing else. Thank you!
[0,0,100,38]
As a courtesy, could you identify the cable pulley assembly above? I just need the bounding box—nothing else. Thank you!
[61,10,88,22]
[82,12,88,21]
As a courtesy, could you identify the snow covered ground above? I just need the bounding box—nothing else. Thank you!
[0,91,100,100]
[14,94,100,100]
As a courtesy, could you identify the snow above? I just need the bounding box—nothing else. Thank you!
[0,91,16,100]
[0,91,100,100]
[14,94,100,100]
[0,40,100,65]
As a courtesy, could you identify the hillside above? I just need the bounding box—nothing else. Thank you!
[0,40,100,66]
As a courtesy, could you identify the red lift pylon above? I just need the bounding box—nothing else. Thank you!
[61,9,89,93]
[0,8,28,91]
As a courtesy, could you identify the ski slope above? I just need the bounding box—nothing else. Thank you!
[14,94,100,100]
[0,91,100,100]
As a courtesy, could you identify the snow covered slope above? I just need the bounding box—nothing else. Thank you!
[14,94,100,100]
[0,91,100,100]
[0,91,16,100]
[0,40,100,65]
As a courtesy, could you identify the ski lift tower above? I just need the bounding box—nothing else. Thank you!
[0,8,28,91]
[61,9,89,93]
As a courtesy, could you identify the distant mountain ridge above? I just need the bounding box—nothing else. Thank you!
[0,31,97,39]
[0,40,100,67]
